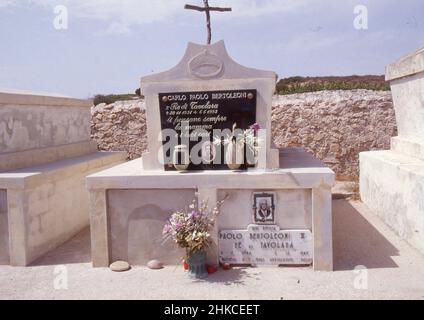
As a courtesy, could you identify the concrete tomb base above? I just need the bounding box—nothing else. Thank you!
[87,148,335,271]
[360,146,424,254]
[360,45,424,255]
[0,90,127,266]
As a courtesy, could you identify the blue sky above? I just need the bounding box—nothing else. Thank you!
[0,0,423,98]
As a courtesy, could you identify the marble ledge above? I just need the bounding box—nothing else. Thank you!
[0,90,92,107]
[0,151,127,189]
[385,45,424,81]
[360,150,424,176]
[86,158,335,191]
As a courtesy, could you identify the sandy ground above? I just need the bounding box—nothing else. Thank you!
[1,199,424,300]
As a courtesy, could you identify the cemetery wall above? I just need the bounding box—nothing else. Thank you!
[91,100,148,162]
[272,90,396,180]
[91,89,396,180]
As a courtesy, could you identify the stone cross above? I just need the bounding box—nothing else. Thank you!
[185,0,232,45]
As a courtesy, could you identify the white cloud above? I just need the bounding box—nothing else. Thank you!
[104,22,131,35]
[1,0,307,27]
[215,0,306,18]
[0,0,15,8]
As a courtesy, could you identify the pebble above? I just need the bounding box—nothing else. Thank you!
[109,261,131,272]
[147,259,164,270]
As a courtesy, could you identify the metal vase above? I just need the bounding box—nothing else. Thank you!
[225,140,244,170]
[173,145,190,171]
[186,250,208,279]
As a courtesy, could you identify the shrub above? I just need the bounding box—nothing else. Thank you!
[276,75,390,95]
[93,93,138,106]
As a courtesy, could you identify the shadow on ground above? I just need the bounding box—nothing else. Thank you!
[31,228,91,266]
[333,199,399,271]
[30,200,400,273]
[199,267,260,286]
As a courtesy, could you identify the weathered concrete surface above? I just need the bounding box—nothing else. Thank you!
[390,72,424,139]
[0,190,8,265]
[391,136,424,161]
[384,45,424,161]
[87,149,334,271]
[0,102,92,155]
[0,90,97,172]
[360,45,424,256]
[0,90,128,267]
[0,141,99,172]
[0,189,6,213]
[360,151,424,254]
[107,189,194,265]
[0,199,423,300]
[0,152,127,266]
[386,45,424,81]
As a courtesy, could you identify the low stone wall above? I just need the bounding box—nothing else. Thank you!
[91,90,396,180]
[272,90,396,180]
[91,100,147,160]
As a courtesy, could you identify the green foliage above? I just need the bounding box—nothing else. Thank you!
[94,76,390,104]
[93,93,138,105]
[276,76,391,95]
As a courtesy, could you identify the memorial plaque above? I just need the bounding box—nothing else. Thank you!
[158,89,256,170]
[219,225,313,266]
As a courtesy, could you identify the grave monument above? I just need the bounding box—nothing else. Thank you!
[0,90,126,266]
[360,45,424,254]
[87,1,335,271]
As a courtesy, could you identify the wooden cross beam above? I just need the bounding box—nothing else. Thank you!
[185,0,232,45]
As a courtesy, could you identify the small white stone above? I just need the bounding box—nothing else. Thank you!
[109,261,130,272]
[147,260,164,270]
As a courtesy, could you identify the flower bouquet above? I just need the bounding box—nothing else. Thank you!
[162,199,223,279]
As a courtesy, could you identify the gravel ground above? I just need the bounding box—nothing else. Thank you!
[1,199,423,300]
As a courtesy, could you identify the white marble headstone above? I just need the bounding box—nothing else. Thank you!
[140,40,279,171]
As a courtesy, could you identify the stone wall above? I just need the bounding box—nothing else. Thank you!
[272,90,396,180]
[91,100,147,160]
[91,90,396,180]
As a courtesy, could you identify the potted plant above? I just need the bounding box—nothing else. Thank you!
[162,199,224,279]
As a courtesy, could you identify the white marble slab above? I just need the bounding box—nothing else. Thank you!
[219,224,313,266]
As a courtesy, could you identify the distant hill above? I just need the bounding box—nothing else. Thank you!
[276,75,390,95]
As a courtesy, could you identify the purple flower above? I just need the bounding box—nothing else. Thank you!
[188,211,201,219]
[162,224,172,235]
[249,123,261,131]
[175,222,183,230]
